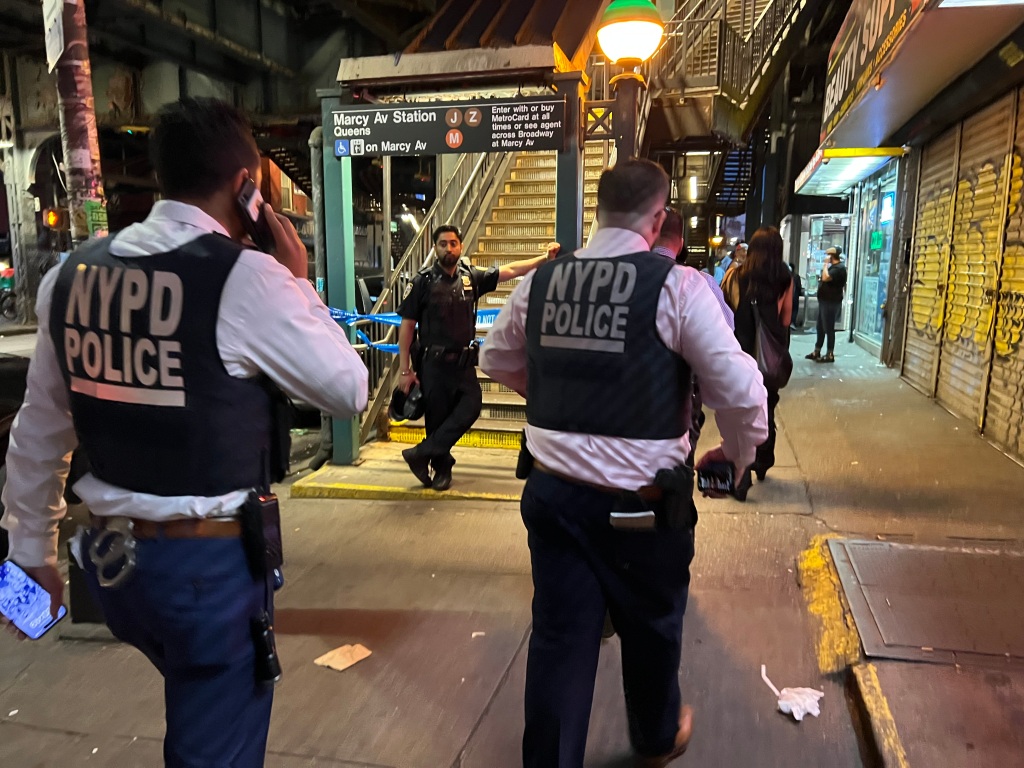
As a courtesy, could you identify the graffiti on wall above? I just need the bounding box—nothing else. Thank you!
[943,158,1004,353]
[908,186,953,340]
[994,150,1024,359]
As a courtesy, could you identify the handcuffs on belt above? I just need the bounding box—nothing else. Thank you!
[88,517,138,589]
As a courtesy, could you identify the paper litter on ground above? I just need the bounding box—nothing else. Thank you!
[314,644,372,672]
[761,664,824,721]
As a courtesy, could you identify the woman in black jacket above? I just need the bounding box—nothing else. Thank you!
[724,227,793,500]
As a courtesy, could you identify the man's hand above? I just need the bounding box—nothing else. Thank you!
[264,204,308,279]
[695,445,743,499]
[1,563,64,640]
[398,370,420,395]
[545,241,561,260]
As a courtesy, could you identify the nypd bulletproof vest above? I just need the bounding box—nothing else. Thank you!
[49,234,278,497]
[526,253,691,439]
[417,261,478,350]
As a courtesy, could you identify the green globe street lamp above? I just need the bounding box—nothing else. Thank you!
[597,0,665,69]
[597,0,665,160]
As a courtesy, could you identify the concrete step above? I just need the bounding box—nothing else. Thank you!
[484,222,557,238]
[509,167,604,182]
[490,208,556,223]
[498,193,598,208]
[503,180,598,195]
[388,418,523,450]
[471,253,541,269]
[477,236,558,255]
[488,206,596,224]
[515,153,609,170]
[477,374,519,394]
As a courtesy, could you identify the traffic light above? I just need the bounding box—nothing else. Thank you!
[42,207,69,230]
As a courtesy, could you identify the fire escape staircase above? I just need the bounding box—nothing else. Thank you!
[639,0,824,207]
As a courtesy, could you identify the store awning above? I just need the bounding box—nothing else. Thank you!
[795,147,906,196]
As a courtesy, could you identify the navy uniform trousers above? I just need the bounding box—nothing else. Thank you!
[520,469,696,768]
[416,356,483,471]
[83,527,274,768]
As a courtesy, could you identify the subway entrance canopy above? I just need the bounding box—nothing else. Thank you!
[320,0,608,465]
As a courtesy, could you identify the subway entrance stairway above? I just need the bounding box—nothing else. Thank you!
[2,324,1023,766]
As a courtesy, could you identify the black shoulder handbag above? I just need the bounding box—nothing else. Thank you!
[751,299,793,390]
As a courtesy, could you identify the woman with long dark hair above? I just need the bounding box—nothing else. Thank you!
[724,226,793,500]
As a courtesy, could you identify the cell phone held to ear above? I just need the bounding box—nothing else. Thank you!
[236,176,275,254]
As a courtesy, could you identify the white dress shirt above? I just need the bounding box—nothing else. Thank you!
[479,227,767,490]
[2,200,369,567]
[651,245,734,330]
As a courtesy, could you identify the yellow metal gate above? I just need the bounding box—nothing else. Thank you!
[984,92,1024,457]
[936,94,1016,425]
[902,128,959,395]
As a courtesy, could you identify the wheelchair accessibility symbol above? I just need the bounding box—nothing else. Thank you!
[335,139,350,157]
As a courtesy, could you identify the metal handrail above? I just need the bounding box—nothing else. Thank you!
[358,150,508,444]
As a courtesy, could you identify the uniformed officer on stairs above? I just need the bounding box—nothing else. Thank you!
[397,225,555,491]
[481,160,768,768]
[0,98,368,767]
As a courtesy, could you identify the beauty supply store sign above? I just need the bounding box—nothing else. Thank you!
[330,97,565,157]
[821,0,926,140]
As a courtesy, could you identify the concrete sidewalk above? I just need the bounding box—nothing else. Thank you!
[2,330,1024,767]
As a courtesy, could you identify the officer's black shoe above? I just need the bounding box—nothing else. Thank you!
[431,466,453,492]
[402,448,432,487]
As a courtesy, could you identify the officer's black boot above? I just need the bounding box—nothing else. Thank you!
[402,447,432,487]
[430,456,454,491]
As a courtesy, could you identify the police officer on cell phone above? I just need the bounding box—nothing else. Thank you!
[0,98,368,766]
[396,225,556,491]
[480,160,767,768]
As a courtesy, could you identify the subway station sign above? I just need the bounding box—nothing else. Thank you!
[330,96,565,157]
[820,0,926,141]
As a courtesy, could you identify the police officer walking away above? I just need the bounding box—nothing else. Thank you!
[0,98,368,766]
[397,225,553,491]
[480,160,768,768]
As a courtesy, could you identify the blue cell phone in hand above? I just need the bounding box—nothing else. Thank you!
[0,560,67,639]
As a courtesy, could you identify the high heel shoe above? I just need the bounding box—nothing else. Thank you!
[733,468,753,502]
[752,462,769,482]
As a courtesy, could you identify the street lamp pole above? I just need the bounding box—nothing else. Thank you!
[612,71,644,161]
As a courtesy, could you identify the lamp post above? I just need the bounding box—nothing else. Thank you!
[597,0,665,161]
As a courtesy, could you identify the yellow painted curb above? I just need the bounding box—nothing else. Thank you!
[853,663,911,768]
[797,534,863,675]
[388,424,520,450]
[291,477,520,502]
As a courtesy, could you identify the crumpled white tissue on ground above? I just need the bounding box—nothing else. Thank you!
[761,665,824,721]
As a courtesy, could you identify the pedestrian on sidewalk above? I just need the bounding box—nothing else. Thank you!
[480,159,768,768]
[0,97,368,767]
[396,225,554,491]
[807,246,847,363]
[723,226,793,498]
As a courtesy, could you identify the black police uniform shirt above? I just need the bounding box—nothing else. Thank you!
[398,260,500,350]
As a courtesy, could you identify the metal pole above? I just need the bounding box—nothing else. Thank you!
[382,155,392,309]
[554,71,584,251]
[306,126,334,472]
[613,74,642,161]
[321,94,359,465]
[309,127,326,301]
[54,0,107,245]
